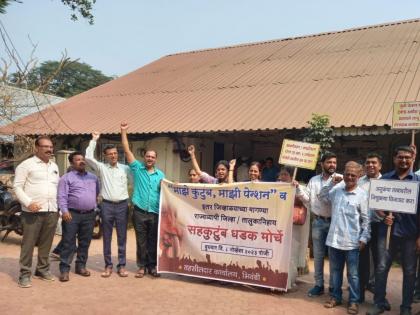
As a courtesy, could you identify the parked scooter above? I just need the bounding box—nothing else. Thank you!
[0,181,22,241]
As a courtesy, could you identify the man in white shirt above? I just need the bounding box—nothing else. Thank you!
[14,136,60,288]
[305,152,342,297]
[85,132,131,278]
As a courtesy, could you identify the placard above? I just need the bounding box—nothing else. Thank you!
[392,101,420,129]
[279,139,320,170]
[368,179,419,214]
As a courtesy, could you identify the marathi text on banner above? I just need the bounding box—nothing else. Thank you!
[368,179,419,214]
[157,180,295,290]
[279,139,320,170]
[392,101,420,130]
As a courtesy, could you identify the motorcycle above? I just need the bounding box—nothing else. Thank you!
[0,180,23,241]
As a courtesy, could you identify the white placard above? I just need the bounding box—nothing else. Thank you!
[368,179,419,214]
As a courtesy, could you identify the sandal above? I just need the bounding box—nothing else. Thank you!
[135,268,146,278]
[117,267,129,278]
[101,267,112,278]
[324,298,342,308]
[148,267,160,278]
[347,303,359,315]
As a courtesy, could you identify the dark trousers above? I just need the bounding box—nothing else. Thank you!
[53,239,64,255]
[101,200,128,268]
[374,223,417,311]
[59,210,95,273]
[52,220,65,255]
[359,222,380,300]
[19,212,59,279]
[359,241,370,300]
[369,222,380,286]
[132,206,158,269]
[415,256,420,294]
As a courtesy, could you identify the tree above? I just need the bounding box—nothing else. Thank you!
[0,0,96,24]
[303,113,334,155]
[11,60,113,98]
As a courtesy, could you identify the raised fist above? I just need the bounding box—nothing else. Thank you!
[187,145,195,156]
[121,122,129,130]
[92,131,100,141]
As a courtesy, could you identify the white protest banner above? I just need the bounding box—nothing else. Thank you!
[157,180,295,290]
[368,179,419,214]
[392,101,420,130]
[279,139,320,170]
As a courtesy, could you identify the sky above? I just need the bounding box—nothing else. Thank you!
[2,0,420,77]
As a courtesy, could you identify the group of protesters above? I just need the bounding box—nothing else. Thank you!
[298,147,420,315]
[10,126,420,315]
[187,144,420,315]
[13,122,164,287]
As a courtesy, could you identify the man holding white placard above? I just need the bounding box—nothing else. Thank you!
[367,146,420,315]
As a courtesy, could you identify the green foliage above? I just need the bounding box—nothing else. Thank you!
[0,0,16,14]
[61,0,96,24]
[0,0,96,24]
[11,60,113,97]
[303,113,334,154]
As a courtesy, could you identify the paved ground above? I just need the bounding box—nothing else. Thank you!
[0,230,419,315]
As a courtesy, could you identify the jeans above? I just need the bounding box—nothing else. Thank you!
[312,216,332,288]
[329,247,360,303]
[132,207,159,269]
[59,210,95,273]
[53,239,64,255]
[52,220,65,255]
[373,223,417,311]
[19,212,59,279]
[101,200,128,268]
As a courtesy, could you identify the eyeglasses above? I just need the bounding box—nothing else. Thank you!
[396,156,412,160]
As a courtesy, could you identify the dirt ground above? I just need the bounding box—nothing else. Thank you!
[0,230,419,315]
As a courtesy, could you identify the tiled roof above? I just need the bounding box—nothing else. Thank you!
[1,19,419,135]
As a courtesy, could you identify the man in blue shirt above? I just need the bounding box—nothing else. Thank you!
[367,146,420,315]
[121,122,165,278]
[57,151,99,282]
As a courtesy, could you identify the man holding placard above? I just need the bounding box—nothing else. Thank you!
[367,146,420,315]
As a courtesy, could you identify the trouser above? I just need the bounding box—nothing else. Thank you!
[368,222,380,287]
[19,211,59,279]
[415,256,420,294]
[359,241,370,300]
[101,200,128,268]
[53,239,64,255]
[59,210,95,273]
[132,206,158,269]
[311,216,332,288]
[373,223,417,312]
[52,220,65,255]
[329,247,360,303]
